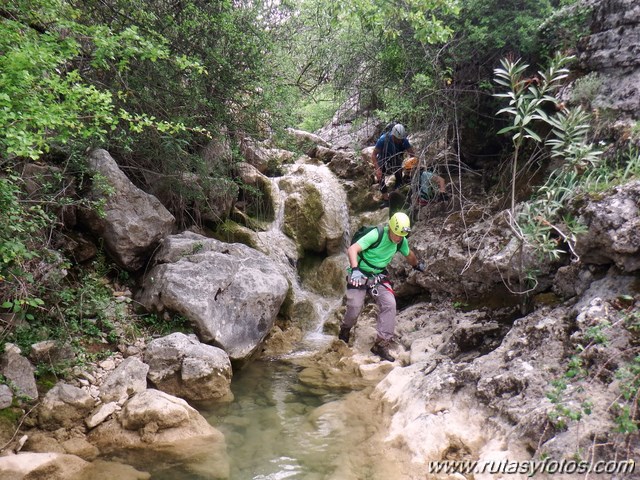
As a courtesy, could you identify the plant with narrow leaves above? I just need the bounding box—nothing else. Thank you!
[494,52,573,214]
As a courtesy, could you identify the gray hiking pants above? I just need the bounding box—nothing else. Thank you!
[342,286,396,341]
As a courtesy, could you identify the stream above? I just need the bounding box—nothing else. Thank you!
[144,332,412,480]
[140,164,413,479]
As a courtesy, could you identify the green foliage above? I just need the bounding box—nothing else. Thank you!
[584,320,610,345]
[546,378,592,430]
[296,87,344,133]
[570,73,602,108]
[0,176,50,322]
[343,0,459,45]
[538,1,593,60]
[276,0,459,131]
[458,0,553,59]
[1,253,121,368]
[613,405,639,434]
[494,53,573,212]
[0,404,22,423]
[493,54,607,264]
[137,313,191,337]
[494,53,572,143]
[0,0,206,161]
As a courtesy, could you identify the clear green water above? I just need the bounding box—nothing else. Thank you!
[203,359,346,480]
[116,335,408,480]
[146,340,363,480]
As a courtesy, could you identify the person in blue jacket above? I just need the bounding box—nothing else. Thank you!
[370,123,416,203]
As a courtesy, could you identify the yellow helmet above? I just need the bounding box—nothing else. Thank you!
[389,212,411,237]
[403,156,419,171]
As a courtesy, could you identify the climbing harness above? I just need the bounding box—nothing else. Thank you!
[368,274,395,297]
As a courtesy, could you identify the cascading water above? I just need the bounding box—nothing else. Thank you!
[194,162,380,479]
[145,160,418,479]
[254,163,347,347]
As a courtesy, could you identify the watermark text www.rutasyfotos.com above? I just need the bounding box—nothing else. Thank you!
[428,458,636,476]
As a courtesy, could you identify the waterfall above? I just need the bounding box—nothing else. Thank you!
[254,164,346,351]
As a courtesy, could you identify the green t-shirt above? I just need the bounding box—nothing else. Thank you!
[356,226,409,274]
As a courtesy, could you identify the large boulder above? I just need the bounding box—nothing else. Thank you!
[575,180,640,271]
[145,333,232,403]
[77,149,175,271]
[240,137,295,174]
[87,389,228,479]
[285,127,331,150]
[326,148,379,212]
[279,162,349,255]
[402,209,561,300]
[314,95,380,149]
[136,232,289,361]
[577,0,640,117]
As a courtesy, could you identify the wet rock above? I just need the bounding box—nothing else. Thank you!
[240,137,295,174]
[0,452,88,480]
[87,390,229,479]
[145,333,233,403]
[0,452,151,480]
[300,252,348,298]
[61,437,99,461]
[23,431,66,454]
[280,162,349,255]
[259,325,304,358]
[75,459,151,480]
[294,341,383,391]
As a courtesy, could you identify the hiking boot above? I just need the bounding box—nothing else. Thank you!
[338,327,351,344]
[371,341,395,362]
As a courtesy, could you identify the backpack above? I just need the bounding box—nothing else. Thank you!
[382,121,396,135]
[350,225,402,271]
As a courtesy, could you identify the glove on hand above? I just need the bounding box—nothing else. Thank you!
[348,268,367,287]
[413,260,426,272]
[435,192,450,202]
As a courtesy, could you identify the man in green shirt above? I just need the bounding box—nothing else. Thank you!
[340,212,425,362]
